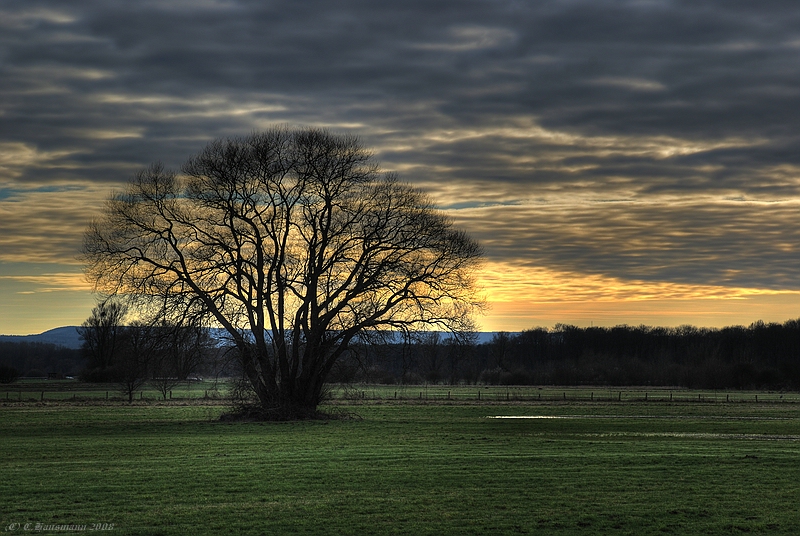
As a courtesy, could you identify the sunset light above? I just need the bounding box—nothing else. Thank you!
[2,1,800,335]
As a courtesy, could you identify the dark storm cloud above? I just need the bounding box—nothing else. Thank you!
[2,0,800,290]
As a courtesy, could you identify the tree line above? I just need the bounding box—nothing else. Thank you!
[3,316,800,391]
[0,342,83,383]
[338,320,800,390]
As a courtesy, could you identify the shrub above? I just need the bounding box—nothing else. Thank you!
[0,364,20,384]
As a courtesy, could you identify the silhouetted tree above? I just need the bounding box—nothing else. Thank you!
[488,331,511,371]
[79,299,127,381]
[417,331,446,383]
[115,322,155,403]
[149,322,213,400]
[83,127,483,419]
[0,364,19,384]
[445,331,477,385]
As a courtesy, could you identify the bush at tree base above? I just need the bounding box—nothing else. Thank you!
[0,364,20,384]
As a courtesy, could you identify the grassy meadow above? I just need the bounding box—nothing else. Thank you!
[2,390,800,535]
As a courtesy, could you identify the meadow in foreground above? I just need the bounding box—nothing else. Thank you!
[2,397,799,535]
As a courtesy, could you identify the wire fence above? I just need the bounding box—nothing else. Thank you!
[3,381,799,404]
[328,385,800,404]
[2,379,227,402]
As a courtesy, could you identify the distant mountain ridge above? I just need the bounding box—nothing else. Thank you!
[0,327,82,349]
[0,327,505,350]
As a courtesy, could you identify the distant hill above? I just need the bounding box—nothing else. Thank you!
[0,326,504,350]
[0,326,82,349]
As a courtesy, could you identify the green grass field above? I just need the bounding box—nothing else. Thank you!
[2,393,800,535]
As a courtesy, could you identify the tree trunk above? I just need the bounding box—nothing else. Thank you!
[233,343,326,420]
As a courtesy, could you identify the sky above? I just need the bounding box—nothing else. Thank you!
[2,0,800,335]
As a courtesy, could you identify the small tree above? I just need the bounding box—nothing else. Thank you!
[79,299,127,381]
[417,331,445,384]
[446,331,477,385]
[115,322,154,403]
[0,364,20,384]
[83,127,483,419]
[150,322,212,400]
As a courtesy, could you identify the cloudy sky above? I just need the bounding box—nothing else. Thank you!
[2,0,800,334]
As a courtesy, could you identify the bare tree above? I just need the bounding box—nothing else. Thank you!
[446,331,477,385]
[149,322,212,400]
[83,127,483,419]
[417,331,445,384]
[78,299,127,381]
[115,322,154,403]
[0,364,20,384]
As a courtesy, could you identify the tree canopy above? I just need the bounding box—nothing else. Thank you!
[83,127,483,418]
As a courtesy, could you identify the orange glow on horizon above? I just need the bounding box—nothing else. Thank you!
[476,261,800,331]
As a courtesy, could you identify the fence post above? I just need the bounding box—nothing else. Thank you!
[618,391,621,401]
[591,392,593,401]
[478,391,481,401]
[41,391,44,401]
[645,392,647,401]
